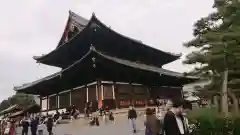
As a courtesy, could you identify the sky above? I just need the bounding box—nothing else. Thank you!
[0,0,214,101]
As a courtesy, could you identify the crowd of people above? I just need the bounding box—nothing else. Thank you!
[88,105,115,126]
[0,99,191,135]
[0,104,80,135]
[128,99,190,135]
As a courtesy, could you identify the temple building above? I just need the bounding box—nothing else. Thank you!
[14,11,195,113]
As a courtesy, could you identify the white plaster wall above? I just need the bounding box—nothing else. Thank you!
[41,98,47,111]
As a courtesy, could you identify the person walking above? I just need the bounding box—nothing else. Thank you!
[46,117,53,135]
[144,108,158,135]
[9,120,15,135]
[156,105,166,135]
[3,121,10,135]
[128,105,137,133]
[163,99,189,135]
[103,110,108,124]
[21,116,30,135]
[30,117,39,135]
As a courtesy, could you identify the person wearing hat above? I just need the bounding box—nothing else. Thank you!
[163,99,189,135]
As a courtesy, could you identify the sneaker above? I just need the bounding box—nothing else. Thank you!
[133,130,136,133]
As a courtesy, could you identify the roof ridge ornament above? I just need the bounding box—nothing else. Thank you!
[90,44,96,51]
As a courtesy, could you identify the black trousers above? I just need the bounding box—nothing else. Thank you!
[21,129,28,135]
[31,128,37,135]
[47,127,52,135]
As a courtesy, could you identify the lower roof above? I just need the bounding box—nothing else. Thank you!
[15,47,196,96]
[0,104,22,115]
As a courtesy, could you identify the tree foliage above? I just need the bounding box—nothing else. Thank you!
[0,93,36,112]
[183,0,240,114]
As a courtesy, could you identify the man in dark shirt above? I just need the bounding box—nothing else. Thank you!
[54,111,60,121]
[21,117,30,135]
[128,105,137,133]
[163,99,189,135]
[30,117,39,135]
[46,117,53,135]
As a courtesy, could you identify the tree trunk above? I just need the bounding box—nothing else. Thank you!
[213,95,219,109]
[228,89,239,114]
[221,70,229,117]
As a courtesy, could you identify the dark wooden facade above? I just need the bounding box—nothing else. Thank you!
[42,81,182,112]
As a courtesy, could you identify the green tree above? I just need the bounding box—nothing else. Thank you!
[0,100,11,111]
[184,0,240,116]
[0,93,36,112]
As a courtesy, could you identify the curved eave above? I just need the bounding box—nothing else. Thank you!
[0,104,22,115]
[33,12,181,67]
[92,15,181,61]
[33,12,93,62]
[15,48,195,96]
[15,48,93,92]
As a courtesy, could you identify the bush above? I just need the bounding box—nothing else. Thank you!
[187,107,240,135]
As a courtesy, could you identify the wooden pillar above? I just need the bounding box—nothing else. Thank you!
[112,84,115,99]
[47,96,49,113]
[145,87,149,107]
[130,83,135,107]
[97,80,103,108]
[69,91,72,106]
[86,85,89,102]
[56,94,59,110]
[96,84,98,101]
[39,96,42,112]
[113,82,119,109]
[101,84,104,101]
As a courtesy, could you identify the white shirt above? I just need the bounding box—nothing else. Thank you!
[170,109,185,134]
[175,115,184,134]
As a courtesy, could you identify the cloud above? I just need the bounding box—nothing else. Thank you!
[0,0,213,101]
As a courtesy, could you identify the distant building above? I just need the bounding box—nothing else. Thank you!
[183,80,210,97]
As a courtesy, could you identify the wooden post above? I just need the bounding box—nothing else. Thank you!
[101,84,104,101]
[96,84,98,101]
[56,94,59,110]
[130,83,135,107]
[69,91,72,106]
[97,80,103,108]
[86,85,89,102]
[113,82,119,109]
[47,96,49,113]
[39,96,42,112]
[145,87,149,107]
[112,84,115,99]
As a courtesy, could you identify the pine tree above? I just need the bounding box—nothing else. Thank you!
[184,0,240,116]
